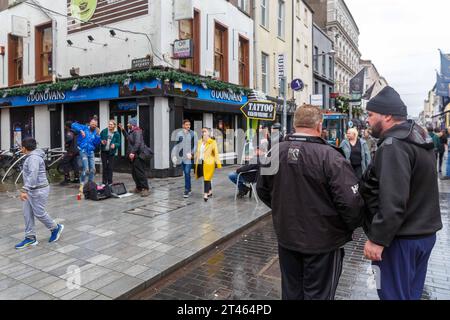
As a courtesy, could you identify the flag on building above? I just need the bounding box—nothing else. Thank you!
[349,68,366,96]
[436,72,449,97]
[440,50,450,82]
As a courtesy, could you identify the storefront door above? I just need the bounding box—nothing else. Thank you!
[10,107,34,148]
[110,102,138,171]
[50,105,62,149]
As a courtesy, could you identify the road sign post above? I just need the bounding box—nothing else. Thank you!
[277,53,287,135]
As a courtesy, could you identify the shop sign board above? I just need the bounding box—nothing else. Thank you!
[240,101,276,121]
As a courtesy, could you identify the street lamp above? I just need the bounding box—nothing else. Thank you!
[313,50,336,58]
[67,39,87,51]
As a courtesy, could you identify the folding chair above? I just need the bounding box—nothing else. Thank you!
[234,169,259,204]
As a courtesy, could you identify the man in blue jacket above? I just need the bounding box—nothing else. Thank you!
[71,118,101,189]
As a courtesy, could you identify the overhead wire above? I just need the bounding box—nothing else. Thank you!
[23,0,175,67]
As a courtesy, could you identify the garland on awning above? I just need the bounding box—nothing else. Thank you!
[0,69,251,98]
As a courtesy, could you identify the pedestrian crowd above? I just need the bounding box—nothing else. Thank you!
[10,85,448,302]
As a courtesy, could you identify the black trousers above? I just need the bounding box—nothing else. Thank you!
[196,164,212,193]
[61,152,79,179]
[132,157,149,190]
[438,151,445,172]
[278,245,345,300]
[101,152,115,185]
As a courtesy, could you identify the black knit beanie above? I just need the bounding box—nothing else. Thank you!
[366,86,408,117]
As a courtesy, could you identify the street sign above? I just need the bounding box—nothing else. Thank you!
[291,79,304,91]
[131,57,153,69]
[173,39,193,59]
[240,101,276,121]
[277,53,286,83]
[348,121,354,128]
[310,94,323,106]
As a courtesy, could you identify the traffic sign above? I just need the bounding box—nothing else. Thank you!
[348,121,354,128]
[291,79,304,91]
[240,101,276,121]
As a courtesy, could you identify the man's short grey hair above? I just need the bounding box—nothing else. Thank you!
[294,104,323,129]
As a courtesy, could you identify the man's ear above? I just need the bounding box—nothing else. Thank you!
[317,122,323,134]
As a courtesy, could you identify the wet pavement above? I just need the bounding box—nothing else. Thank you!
[132,179,450,301]
[0,166,268,300]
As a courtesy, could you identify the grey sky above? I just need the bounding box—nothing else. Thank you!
[345,0,450,117]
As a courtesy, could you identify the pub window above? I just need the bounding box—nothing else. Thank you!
[35,23,53,81]
[238,36,249,87]
[8,34,23,86]
[178,10,200,74]
[214,23,228,82]
[179,19,193,72]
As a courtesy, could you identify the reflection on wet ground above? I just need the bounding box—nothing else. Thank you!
[134,192,450,300]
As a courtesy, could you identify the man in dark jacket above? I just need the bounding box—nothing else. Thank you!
[257,105,364,300]
[127,118,150,197]
[361,86,442,300]
[60,121,80,186]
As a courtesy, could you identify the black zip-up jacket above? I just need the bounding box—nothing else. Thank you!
[257,134,364,254]
[64,129,78,155]
[360,120,442,247]
[236,163,260,183]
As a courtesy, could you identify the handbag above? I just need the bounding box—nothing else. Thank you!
[139,144,154,160]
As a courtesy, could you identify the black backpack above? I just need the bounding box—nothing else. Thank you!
[83,181,112,201]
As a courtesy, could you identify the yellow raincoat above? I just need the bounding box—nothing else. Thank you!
[194,138,222,181]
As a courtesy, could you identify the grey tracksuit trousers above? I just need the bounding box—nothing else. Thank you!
[24,186,57,238]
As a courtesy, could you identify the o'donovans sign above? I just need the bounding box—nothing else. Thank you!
[240,101,276,121]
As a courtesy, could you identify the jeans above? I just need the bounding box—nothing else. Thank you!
[228,172,247,192]
[80,150,96,185]
[182,162,192,192]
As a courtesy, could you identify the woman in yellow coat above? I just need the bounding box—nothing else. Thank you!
[194,128,222,202]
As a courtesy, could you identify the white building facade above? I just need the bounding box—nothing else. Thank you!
[305,0,361,96]
[0,0,254,177]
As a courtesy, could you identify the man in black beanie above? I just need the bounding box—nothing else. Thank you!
[360,86,442,300]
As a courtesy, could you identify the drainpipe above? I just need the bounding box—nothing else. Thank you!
[291,0,295,101]
[253,0,258,91]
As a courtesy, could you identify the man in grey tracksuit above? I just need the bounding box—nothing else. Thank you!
[15,138,64,249]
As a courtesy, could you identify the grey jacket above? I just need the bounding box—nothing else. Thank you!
[340,138,371,173]
[175,129,198,163]
[22,149,48,192]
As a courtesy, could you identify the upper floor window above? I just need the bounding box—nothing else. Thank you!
[261,0,268,28]
[238,36,249,87]
[35,23,53,81]
[296,0,301,18]
[214,23,228,82]
[321,52,326,74]
[261,52,269,93]
[238,0,249,13]
[8,34,23,86]
[178,10,200,74]
[329,56,333,79]
[277,0,285,39]
[313,46,318,71]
